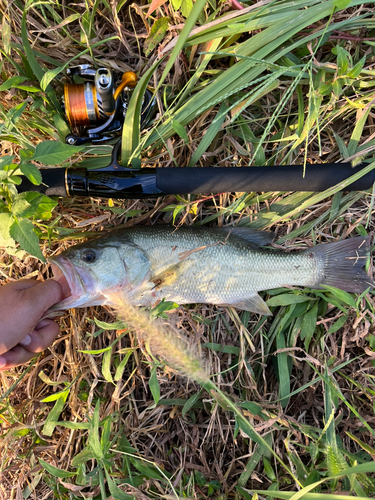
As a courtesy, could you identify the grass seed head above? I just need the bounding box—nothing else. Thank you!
[108,292,210,385]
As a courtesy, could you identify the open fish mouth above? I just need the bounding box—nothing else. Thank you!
[48,255,105,310]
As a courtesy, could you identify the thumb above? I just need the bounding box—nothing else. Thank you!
[19,280,62,320]
[0,279,63,354]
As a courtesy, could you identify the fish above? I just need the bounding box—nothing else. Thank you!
[49,226,374,315]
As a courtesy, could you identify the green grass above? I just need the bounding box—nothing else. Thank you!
[1,0,375,498]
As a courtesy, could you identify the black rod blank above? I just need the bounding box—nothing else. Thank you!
[17,162,375,199]
[156,163,374,194]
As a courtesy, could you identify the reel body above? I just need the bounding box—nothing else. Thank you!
[62,64,155,145]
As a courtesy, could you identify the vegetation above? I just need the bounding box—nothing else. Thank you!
[0,0,375,498]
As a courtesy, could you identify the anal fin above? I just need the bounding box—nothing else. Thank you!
[221,293,272,315]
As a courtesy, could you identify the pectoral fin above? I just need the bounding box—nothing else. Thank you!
[221,293,272,315]
[150,263,182,290]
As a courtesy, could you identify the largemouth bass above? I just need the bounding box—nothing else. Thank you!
[49,226,374,315]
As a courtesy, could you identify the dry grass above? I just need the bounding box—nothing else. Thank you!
[1,0,375,498]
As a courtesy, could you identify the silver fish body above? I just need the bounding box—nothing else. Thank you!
[49,226,374,315]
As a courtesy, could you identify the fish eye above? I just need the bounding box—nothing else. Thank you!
[82,250,96,263]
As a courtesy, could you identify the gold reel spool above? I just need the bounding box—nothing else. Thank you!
[64,82,100,128]
[64,71,138,128]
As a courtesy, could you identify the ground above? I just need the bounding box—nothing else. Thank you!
[0,0,375,498]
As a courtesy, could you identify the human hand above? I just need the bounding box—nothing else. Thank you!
[0,279,62,371]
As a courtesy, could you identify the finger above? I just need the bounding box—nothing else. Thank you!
[54,274,71,300]
[19,320,60,353]
[0,345,39,371]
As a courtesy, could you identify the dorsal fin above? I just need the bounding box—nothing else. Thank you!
[219,227,275,247]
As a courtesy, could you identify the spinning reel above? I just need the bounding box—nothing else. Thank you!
[62,64,156,145]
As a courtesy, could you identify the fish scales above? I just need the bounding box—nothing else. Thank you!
[48,226,374,315]
[121,228,319,304]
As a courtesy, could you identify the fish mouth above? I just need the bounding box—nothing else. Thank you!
[48,255,106,311]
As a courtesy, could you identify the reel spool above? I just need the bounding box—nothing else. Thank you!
[62,64,155,145]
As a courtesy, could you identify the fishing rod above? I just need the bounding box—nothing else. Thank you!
[18,140,375,199]
[15,62,375,198]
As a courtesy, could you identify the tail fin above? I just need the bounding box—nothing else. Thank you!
[309,236,374,293]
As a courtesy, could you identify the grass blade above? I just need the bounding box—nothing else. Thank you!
[157,0,210,91]
[188,101,228,166]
